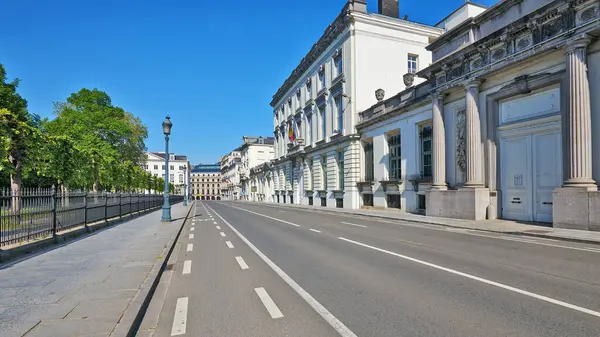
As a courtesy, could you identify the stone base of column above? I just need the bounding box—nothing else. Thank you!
[429,184,448,191]
[426,188,489,221]
[552,187,600,231]
[562,178,598,191]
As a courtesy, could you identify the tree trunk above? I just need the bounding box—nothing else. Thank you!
[9,154,22,215]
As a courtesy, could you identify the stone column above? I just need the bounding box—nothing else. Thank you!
[464,79,484,187]
[563,34,597,190]
[431,93,447,190]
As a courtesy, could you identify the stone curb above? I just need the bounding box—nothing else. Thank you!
[111,202,193,337]
[232,201,600,246]
[0,206,166,264]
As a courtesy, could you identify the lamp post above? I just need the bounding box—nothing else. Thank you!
[161,116,173,222]
[183,165,188,206]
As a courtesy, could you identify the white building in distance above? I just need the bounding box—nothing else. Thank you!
[144,152,190,195]
[267,0,442,208]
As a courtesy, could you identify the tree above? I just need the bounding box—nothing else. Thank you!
[0,64,39,194]
[49,89,148,191]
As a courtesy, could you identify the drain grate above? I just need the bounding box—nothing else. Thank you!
[165,263,175,271]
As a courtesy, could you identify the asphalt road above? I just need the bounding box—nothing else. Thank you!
[150,200,600,337]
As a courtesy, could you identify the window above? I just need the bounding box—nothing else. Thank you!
[154,165,158,170]
[169,174,174,182]
[320,106,326,140]
[307,115,313,144]
[308,159,314,190]
[408,54,418,74]
[364,142,374,181]
[258,138,264,145]
[162,165,165,170]
[318,69,325,90]
[306,80,312,99]
[162,174,165,179]
[388,133,402,180]
[144,165,148,170]
[296,90,301,104]
[308,196,314,206]
[321,197,327,207]
[170,165,174,170]
[336,198,343,208]
[179,174,184,183]
[420,125,433,178]
[321,155,328,190]
[363,194,374,207]
[169,154,175,160]
[334,53,343,77]
[418,194,427,211]
[336,96,344,133]
[338,151,345,189]
[388,195,401,209]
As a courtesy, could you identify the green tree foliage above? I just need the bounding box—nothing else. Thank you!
[46,89,149,191]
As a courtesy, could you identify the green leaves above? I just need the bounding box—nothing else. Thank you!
[1,63,155,193]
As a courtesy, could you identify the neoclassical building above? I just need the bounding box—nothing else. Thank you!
[267,0,442,208]
[357,0,600,230]
[190,164,222,200]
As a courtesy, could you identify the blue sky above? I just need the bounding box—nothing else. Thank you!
[1,0,497,164]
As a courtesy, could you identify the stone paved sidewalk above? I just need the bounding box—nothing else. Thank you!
[235,201,600,244]
[0,202,190,337]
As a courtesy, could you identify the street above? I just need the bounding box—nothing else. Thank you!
[150,201,600,337]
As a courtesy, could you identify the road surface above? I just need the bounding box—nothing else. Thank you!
[149,200,600,337]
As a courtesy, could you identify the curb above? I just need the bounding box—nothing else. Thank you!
[230,201,600,246]
[111,202,193,337]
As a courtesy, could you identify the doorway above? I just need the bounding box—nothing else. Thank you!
[500,128,562,222]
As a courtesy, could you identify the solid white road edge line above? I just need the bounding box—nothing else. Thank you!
[235,256,249,270]
[254,287,284,319]
[188,234,194,239]
[220,232,226,237]
[310,229,322,233]
[186,243,193,252]
[182,260,192,275]
[206,204,357,337]
[223,204,300,227]
[170,297,188,336]
[226,241,234,248]
[341,222,367,228]
[338,236,600,318]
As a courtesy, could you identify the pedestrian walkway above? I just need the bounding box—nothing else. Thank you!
[0,202,190,337]
[236,201,600,244]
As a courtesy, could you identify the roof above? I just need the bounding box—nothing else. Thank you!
[191,164,221,173]
[149,152,188,161]
[434,1,489,28]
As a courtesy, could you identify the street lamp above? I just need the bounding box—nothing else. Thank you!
[161,116,173,222]
[183,165,188,206]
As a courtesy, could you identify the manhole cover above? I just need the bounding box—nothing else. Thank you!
[166,263,175,271]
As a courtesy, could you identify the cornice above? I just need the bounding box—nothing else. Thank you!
[270,3,352,107]
[351,12,443,37]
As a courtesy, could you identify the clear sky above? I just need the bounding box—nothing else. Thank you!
[1,0,497,164]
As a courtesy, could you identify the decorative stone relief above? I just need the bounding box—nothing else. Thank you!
[455,108,467,182]
[375,89,385,102]
[437,75,447,86]
[403,73,415,87]
[580,6,598,22]
[542,19,563,39]
[491,48,506,62]
[471,58,483,69]
[516,35,532,51]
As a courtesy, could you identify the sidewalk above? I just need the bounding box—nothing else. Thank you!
[236,201,600,245]
[0,202,191,337]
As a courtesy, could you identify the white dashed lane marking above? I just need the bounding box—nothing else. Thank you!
[255,287,284,319]
[235,256,249,270]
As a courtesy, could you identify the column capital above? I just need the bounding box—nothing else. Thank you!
[430,91,447,100]
[565,33,592,53]
[463,78,484,89]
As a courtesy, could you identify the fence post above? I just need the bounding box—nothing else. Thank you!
[118,193,122,218]
[84,191,90,232]
[138,193,141,214]
[104,192,108,223]
[51,186,57,239]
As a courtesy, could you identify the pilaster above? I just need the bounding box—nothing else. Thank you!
[431,93,447,190]
[463,79,484,187]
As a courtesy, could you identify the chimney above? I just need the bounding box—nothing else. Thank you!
[378,0,399,18]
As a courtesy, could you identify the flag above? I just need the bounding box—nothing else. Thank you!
[288,124,296,141]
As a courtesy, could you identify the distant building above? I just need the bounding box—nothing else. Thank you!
[144,152,190,195]
[220,136,275,200]
[190,164,222,200]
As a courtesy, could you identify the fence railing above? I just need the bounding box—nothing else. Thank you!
[0,188,183,247]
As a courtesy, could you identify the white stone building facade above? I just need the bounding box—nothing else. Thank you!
[143,152,190,195]
[356,0,600,231]
[266,0,442,209]
[190,164,222,200]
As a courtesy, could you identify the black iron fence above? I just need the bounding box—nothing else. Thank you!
[0,188,183,247]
